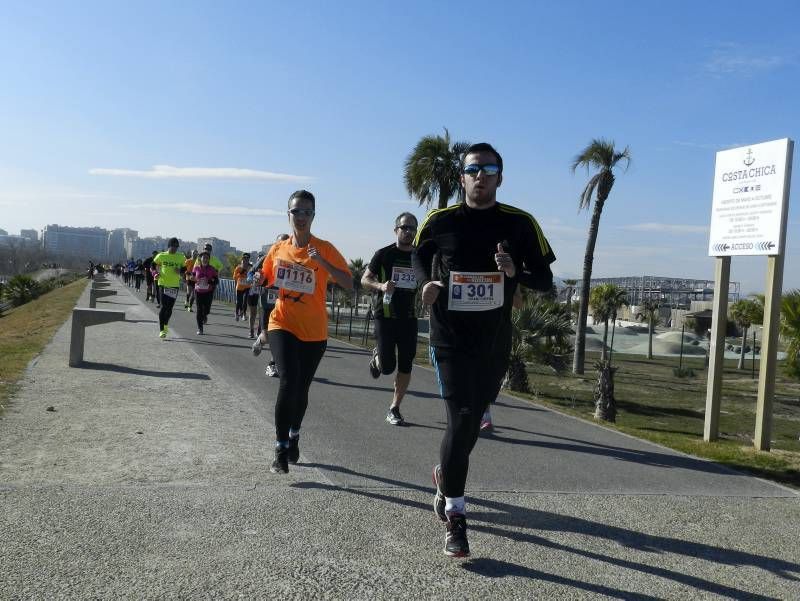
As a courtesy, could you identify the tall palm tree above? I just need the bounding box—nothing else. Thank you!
[638,299,660,360]
[781,290,800,379]
[730,298,762,370]
[348,258,366,315]
[571,139,631,375]
[404,128,470,209]
[589,283,627,362]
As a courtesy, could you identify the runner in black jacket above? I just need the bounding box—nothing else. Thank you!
[412,142,556,558]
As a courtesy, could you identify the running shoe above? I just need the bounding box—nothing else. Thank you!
[479,418,494,433]
[186,305,191,312]
[249,330,255,339]
[432,464,447,522]
[265,362,279,378]
[184,303,189,309]
[444,515,470,558]
[386,407,404,426]
[270,447,289,474]
[251,340,263,356]
[287,437,300,464]
[188,306,193,312]
[368,347,380,379]
[159,329,167,339]
[196,328,203,335]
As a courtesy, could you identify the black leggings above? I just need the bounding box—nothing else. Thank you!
[134,274,143,291]
[236,289,248,316]
[196,293,212,328]
[158,288,178,330]
[269,329,327,441]
[374,318,417,374]
[430,344,509,498]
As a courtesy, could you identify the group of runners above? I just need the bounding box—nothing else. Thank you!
[128,142,555,558]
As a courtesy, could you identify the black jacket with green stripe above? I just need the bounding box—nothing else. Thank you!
[412,202,555,353]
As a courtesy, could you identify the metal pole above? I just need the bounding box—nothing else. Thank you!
[335,306,340,336]
[679,324,685,370]
[609,314,617,365]
[348,306,354,341]
[752,330,756,380]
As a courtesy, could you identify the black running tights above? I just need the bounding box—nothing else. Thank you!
[269,329,327,441]
[430,345,509,498]
[195,293,212,329]
[158,289,177,330]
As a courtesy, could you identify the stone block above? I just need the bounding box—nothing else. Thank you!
[69,308,126,366]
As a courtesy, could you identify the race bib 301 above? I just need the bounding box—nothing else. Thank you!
[448,271,504,311]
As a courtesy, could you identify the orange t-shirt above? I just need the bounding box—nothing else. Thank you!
[261,236,350,341]
[233,265,252,291]
[184,258,196,281]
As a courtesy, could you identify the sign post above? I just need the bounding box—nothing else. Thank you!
[705,138,794,449]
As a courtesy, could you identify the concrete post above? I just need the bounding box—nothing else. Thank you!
[69,308,126,366]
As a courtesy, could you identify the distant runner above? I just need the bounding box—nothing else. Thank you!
[233,254,253,324]
[201,243,224,323]
[362,212,420,426]
[413,143,555,558]
[143,250,157,302]
[153,237,187,339]
[260,191,352,474]
[252,234,290,377]
[191,250,218,335]
[184,249,198,312]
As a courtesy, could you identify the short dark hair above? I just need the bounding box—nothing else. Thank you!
[462,142,503,174]
[394,212,418,228]
[168,237,179,247]
[288,190,316,211]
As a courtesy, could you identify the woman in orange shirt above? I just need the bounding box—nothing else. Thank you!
[260,190,353,474]
[233,254,253,323]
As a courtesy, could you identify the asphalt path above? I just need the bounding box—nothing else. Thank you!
[126,281,793,499]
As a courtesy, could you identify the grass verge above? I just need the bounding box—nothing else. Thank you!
[0,279,87,414]
[331,331,800,490]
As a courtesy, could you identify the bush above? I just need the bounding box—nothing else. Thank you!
[672,367,695,378]
[3,275,40,306]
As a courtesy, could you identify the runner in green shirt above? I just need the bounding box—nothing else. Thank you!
[153,237,186,338]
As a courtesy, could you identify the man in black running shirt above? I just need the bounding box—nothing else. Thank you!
[413,142,556,558]
[362,212,419,426]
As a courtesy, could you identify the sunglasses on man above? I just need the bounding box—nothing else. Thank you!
[289,208,315,217]
[462,163,501,177]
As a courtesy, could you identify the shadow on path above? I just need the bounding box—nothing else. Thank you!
[313,376,440,399]
[293,464,799,599]
[79,361,211,380]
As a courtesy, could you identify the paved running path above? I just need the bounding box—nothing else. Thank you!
[1,277,798,599]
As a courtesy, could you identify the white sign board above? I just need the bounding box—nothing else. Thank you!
[708,138,791,256]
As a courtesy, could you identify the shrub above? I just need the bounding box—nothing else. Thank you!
[3,275,40,306]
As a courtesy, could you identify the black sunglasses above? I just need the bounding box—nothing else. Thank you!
[463,163,500,177]
[289,208,315,217]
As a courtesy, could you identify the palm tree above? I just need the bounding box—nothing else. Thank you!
[639,299,660,360]
[730,299,762,370]
[348,258,366,315]
[404,128,470,209]
[571,139,631,375]
[506,296,575,391]
[781,290,800,379]
[589,283,628,362]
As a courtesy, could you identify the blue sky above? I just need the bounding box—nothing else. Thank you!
[1,1,798,295]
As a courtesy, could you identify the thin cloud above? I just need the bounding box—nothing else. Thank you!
[90,164,312,182]
[620,223,708,235]
[120,202,285,217]
[704,44,789,76]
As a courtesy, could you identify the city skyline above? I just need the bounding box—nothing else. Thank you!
[1,2,798,295]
